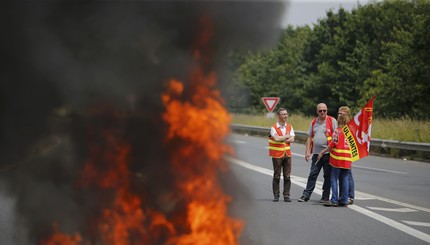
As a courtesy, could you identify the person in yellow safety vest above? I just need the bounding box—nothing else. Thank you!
[318,110,352,207]
[268,107,295,202]
[298,103,337,203]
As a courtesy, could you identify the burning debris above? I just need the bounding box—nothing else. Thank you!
[0,1,286,244]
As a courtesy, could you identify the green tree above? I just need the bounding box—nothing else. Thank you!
[361,0,430,118]
[228,0,430,119]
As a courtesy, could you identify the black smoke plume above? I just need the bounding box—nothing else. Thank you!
[0,1,286,244]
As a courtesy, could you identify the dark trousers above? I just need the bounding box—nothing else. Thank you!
[272,156,292,198]
[302,154,332,199]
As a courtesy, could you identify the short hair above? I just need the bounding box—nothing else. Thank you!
[276,107,287,115]
[317,103,327,109]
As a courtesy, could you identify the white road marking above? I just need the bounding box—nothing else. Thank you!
[403,221,430,227]
[354,197,374,200]
[229,140,246,144]
[352,165,408,175]
[348,205,430,243]
[226,156,430,244]
[367,207,418,213]
[354,191,430,213]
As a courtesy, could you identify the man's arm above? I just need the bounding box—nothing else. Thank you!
[285,136,294,143]
[317,146,331,160]
[305,137,312,162]
[273,135,291,142]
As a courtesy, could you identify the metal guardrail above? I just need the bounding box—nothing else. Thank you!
[230,124,430,153]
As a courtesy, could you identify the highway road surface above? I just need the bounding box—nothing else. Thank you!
[226,133,430,245]
[1,132,429,245]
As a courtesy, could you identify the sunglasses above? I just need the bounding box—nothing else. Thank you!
[318,109,327,113]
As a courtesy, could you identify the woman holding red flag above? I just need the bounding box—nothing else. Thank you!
[338,106,355,205]
[317,110,352,207]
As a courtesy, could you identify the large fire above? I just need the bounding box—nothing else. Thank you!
[40,17,242,245]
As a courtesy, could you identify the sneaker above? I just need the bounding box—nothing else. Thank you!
[319,197,329,203]
[273,196,279,202]
[348,198,354,205]
[298,196,309,202]
[323,201,338,207]
[284,197,292,202]
[338,203,348,207]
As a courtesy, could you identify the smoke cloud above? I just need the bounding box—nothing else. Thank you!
[0,1,287,244]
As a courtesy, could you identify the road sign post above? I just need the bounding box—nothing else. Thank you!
[262,97,280,118]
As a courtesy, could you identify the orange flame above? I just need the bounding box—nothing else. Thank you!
[161,17,242,245]
[160,73,242,245]
[40,16,242,245]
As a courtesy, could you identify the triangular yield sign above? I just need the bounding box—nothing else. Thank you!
[262,97,280,112]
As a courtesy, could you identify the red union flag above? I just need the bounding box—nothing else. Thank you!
[342,96,376,162]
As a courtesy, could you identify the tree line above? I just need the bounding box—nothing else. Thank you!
[224,0,430,119]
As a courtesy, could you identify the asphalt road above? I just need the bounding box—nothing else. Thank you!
[1,132,429,245]
[226,133,430,245]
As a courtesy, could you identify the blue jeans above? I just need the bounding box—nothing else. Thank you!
[340,169,355,200]
[303,154,332,199]
[348,169,355,199]
[331,167,349,205]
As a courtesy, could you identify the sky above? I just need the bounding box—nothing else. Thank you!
[282,0,373,27]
